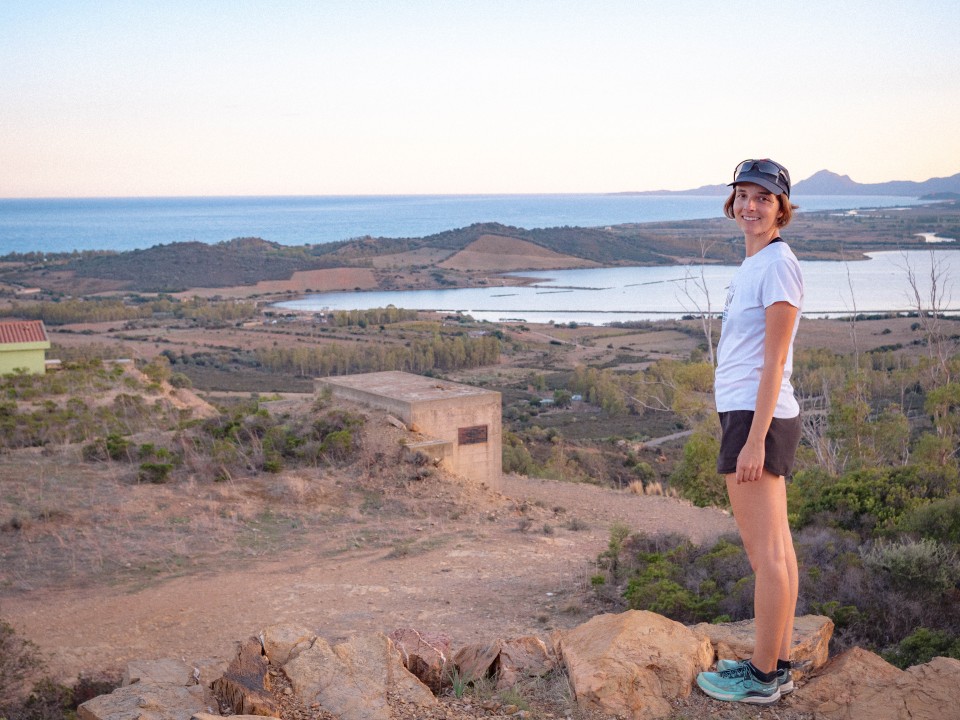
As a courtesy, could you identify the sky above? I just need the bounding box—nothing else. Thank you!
[1,0,959,198]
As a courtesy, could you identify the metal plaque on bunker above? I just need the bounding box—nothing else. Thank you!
[458,425,488,445]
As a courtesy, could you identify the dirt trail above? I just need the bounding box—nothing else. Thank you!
[2,473,735,683]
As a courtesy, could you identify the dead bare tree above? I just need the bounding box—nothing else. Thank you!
[677,237,719,366]
[840,244,862,372]
[798,381,843,475]
[900,248,954,383]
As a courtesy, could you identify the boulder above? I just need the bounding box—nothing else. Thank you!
[123,659,197,687]
[901,656,960,718]
[556,609,713,720]
[210,637,277,717]
[261,624,316,666]
[496,636,556,690]
[794,648,960,720]
[453,635,556,690]
[453,640,502,684]
[283,632,436,720]
[388,628,452,693]
[78,684,213,720]
[690,614,834,678]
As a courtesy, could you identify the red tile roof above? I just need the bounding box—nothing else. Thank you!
[0,320,49,345]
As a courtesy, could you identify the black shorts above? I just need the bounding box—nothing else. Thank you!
[716,410,801,478]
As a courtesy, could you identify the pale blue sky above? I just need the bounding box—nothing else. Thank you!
[1,0,958,197]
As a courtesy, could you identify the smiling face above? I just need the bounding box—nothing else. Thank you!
[732,182,783,244]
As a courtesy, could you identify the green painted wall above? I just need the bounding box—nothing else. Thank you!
[0,342,49,375]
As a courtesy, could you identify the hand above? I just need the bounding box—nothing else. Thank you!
[735,440,765,484]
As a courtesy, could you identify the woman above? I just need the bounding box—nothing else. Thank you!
[696,159,803,705]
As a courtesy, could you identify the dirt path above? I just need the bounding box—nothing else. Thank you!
[2,473,735,684]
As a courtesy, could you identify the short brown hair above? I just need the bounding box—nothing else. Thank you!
[723,189,799,228]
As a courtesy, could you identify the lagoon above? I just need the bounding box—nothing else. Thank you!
[276,249,960,325]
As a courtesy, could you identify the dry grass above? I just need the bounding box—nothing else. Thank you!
[439,235,599,272]
[172,267,380,299]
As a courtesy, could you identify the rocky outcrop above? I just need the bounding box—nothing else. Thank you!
[791,648,960,720]
[210,637,277,716]
[554,610,714,720]
[77,659,220,720]
[284,632,437,720]
[388,628,452,693]
[453,635,556,691]
[691,614,834,680]
[75,611,954,720]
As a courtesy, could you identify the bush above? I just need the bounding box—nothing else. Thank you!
[502,432,538,476]
[882,627,960,669]
[319,430,354,461]
[790,466,940,533]
[670,433,726,508]
[899,496,960,544]
[4,678,72,720]
[861,538,960,594]
[619,533,752,624]
[0,619,46,709]
[82,433,134,462]
[137,462,173,484]
[168,372,192,389]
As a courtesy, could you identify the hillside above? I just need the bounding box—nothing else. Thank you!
[793,169,960,196]
[623,169,960,197]
[3,201,958,297]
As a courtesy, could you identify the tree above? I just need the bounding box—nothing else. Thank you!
[670,432,726,507]
[901,249,954,383]
[677,237,719,367]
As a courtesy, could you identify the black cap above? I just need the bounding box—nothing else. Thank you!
[729,159,791,198]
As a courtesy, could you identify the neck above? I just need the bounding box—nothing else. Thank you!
[744,229,781,257]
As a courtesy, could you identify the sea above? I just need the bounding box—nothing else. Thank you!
[2,193,956,323]
[0,193,935,255]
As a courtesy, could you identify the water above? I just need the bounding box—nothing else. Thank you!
[3,192,951,324]
[276,249,960,324]
[0,193,930,255]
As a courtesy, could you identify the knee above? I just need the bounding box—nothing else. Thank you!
[752,549,790,580]
[745,543,789,576]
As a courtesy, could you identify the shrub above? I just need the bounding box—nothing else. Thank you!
[670,432,726,508]
[319,429,355,461]
[617,533,752,624]
[168,372,192,389]
[596,522,631,580]
[882,627,960,669]
[861,538,960,594]
[82,433,134,462]
[0,619,47,709]
[5,678,73,720]
[137,462,173,484]
[790,466,939,533]
[899,496,960,543]
[502,432,538,476]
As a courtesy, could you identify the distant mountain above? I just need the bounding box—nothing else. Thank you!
[793,170,960,196]
[621,170,960,197]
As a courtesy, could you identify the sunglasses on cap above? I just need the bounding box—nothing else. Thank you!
[733,159,791,195]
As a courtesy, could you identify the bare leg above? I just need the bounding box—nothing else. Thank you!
[726,469,793,674]
[778,478,799,662]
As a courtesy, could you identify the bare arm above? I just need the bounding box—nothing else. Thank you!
[735,300,798,483]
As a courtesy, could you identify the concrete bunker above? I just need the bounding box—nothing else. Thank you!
[319,371,501,492]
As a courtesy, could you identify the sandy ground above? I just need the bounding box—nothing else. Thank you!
[1,460,734,684]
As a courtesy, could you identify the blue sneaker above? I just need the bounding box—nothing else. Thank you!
[697,662,781,704]
[715,658,794,694]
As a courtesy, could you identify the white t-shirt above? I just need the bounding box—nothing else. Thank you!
[715,240,803,418]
